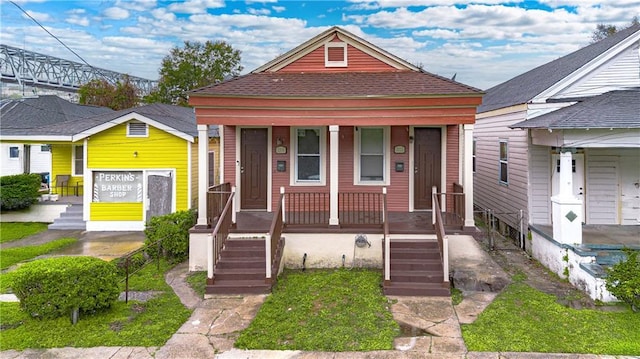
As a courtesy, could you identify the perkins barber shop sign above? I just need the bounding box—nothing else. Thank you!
[93,171,143,202]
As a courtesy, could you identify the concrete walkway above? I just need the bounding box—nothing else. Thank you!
[0,233,636,358]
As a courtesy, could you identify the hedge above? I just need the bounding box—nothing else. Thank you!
[0,173,42,211]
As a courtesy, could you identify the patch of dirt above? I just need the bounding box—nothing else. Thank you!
[471,227,596,310]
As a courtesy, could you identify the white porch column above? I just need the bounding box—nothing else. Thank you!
[329,125,340,226]
[463,124,475,227]
[197,124,209,226]
[551,151,583,244]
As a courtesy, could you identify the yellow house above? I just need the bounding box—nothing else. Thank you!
[1,96,220,231]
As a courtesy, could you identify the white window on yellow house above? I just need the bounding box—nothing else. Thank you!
[9,146,19,159]
[128,121,148,137]
[73,145,83,176]
[355,127,389,185]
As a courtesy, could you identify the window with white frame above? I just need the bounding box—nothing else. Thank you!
[357,127,387,184]
[499,139,508,184]
[294,128,323,183]
[9,146,19,159]
[127,121,148,137]
[73,145,84,176]
[325,42,347,67]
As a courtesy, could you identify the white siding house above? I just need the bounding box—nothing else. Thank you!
[474,25,640,302]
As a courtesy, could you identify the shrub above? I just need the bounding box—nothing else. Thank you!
[0,174,42,211]
[605,248,640,312]
[144,209,196,263]
[11,256,120,319]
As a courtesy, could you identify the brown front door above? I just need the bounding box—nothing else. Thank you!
[414,127,441,209]
[240,128,268,210]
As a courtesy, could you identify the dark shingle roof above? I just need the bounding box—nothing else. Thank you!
[478,24,640,113]
[191,71,482,97]
[510,89,640,129]
[0,95,113,131]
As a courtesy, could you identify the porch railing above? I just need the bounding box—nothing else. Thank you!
[339,192,384,226]
[284,192,329,225]
[432,187,450,284]
[207,186,235,285]
[432,183,465,229]
[266,188,285,283]
[382,188,391,284]
[206,182,232,227]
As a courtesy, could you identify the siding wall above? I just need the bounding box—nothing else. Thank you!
[278,44,395,73]
[474,110,530,229]
[87,122,190,221]
[50,144,82,190]
[529,144,552,225]
[190,138,220,208]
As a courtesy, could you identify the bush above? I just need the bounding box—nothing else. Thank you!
[11,256,120,319]
[606,248,640,312]
[144,209,196,263]
[0,174,42,211]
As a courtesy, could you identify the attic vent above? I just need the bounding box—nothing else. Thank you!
[128,121,148,137]
[325,42,347,67]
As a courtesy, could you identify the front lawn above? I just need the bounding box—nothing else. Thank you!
[0,222,48,244]
[0,238,77,270]
[235,268,399,351]
[462,281,640,355]
[0,259,192,350]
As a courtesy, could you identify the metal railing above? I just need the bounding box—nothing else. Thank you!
[116,237,163,303]
[266,188,285,283]
[432,189,450,284]
[207,186,235,285]
[206,182,232,227]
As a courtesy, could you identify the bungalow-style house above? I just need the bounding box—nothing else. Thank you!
[0,95,220,231]
[188,26,483,296]
[474,24,640,301]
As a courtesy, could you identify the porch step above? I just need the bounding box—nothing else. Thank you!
[384,238,449,297]
[206,238,272,295]
[48,204,85,230]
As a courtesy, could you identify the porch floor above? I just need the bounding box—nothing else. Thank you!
[233,211,469,235]
[533,224,640,247]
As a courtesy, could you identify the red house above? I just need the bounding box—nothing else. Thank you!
[189,27,483,296]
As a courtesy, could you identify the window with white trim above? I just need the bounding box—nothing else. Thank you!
[73,145,84,176]
[356,127,388,184]
[499,139,508,184]
[127,121,148,137]
[9,146,19,159]
[325,42,347,67]
[294,128,324,184]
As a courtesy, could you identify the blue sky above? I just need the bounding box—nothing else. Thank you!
[1,0,638,90]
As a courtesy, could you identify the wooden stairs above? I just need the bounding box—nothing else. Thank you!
[205,238,272,295]
[383,238,450,296]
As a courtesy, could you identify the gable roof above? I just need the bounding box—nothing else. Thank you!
[253,26,420,73]
[191,26,481,98]
[478,24,640,113]
[510,88,640,129]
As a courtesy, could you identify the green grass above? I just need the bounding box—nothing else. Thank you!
[186,271,206,297]
[235,268,399,351]
[0,222,49,243]
[0,238,78,270]
[0,259,192,350]
[462,282,640,355]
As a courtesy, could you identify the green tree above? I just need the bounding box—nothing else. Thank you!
[144,40,243,106]
[591,16,639,43]
[78,76,140,110]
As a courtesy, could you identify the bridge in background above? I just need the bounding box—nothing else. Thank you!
[0,44,157,96]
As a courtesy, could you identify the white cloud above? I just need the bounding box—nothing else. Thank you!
[151,8,177,21]
[24,10,52,22]
[66,15,90,26]
[272,6,286,13]
[115,0,157,12]
[67,8,86,15]
[248,8,271,16]
[103,7,130,20]
[167,0,225,14]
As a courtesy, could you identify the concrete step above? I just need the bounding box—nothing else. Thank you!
[205,280,271,295]
[383,282,450,296]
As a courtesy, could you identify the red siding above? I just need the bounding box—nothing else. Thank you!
[445,125,460,212]
[278,44,396,73]
[223,125,237,186]
[388,126,410,211]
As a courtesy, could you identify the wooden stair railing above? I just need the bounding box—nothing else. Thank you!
[266,188,285,284]
[432,187,450,285]
[207,186,235,286]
